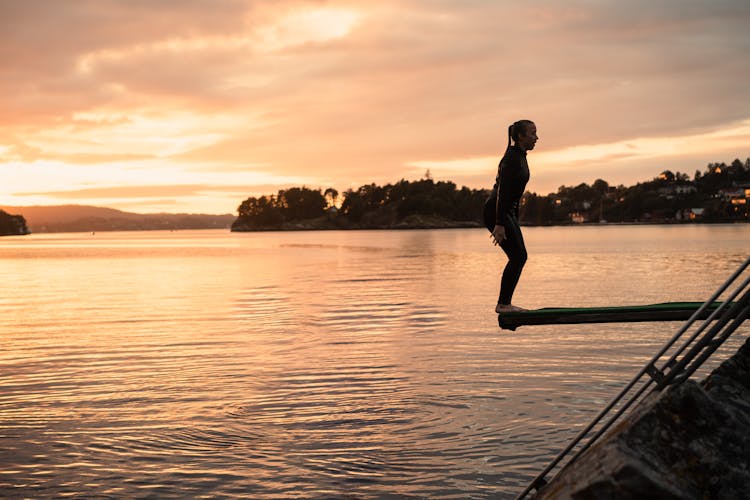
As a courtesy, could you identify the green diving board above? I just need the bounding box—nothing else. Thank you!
[498,302,731,331]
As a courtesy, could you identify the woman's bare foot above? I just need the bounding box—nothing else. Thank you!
[495,303,528,313]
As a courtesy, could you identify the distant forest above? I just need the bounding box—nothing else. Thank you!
[232,158,750,231]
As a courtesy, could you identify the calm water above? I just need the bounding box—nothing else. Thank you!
[1,225,748,499]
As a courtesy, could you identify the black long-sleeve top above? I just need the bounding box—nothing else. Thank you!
[494,145,530,221]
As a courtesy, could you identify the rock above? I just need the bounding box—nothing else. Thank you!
[535,337,750,499]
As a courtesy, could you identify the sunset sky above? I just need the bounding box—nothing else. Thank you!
[1,0,749,214]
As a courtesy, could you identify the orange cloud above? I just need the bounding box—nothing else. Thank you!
[1,1,748,212]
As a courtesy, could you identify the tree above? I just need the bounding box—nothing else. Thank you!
[277,187,326,220]
[592,179,609,195]
[659,170,675,182]
[235,195,282,227]
[233,156,750,229]
[0,210,29,236]
[324,187,339,209]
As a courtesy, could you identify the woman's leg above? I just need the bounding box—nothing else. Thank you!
[498,215,527,305]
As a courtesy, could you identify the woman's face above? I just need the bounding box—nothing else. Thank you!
[517,124,538,151]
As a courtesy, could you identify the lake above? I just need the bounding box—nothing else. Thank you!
[1,224,748,499]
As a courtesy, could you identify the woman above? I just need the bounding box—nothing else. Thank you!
[483,120,538,314]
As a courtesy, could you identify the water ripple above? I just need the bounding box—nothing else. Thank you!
[2,228,747,498]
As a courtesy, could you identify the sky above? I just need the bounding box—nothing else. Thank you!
[1,0,749,214]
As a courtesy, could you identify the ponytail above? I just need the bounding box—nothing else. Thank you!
[506,125,513,151]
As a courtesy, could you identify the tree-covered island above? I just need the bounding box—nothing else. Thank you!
[0,210,30,236]
[231,158,750,231]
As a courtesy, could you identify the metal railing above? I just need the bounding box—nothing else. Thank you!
[516,255,750,500]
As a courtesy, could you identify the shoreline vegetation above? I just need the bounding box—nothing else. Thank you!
[0,209,30,236]
[232,158,750,232]
[3,158,748,235]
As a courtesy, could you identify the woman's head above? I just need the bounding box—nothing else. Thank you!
[507,120,538,151]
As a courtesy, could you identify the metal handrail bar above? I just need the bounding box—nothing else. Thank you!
[682,305,750,379]
[560,371,655,469]
[570,284,750,467]
[656,273,750,380]
[515,256,750,500]
[661,292,750,389]
[657,287,750,389]
[647,258,750,372]
[681,304,750,381]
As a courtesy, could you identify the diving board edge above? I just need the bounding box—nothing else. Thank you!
[498,302,725,331]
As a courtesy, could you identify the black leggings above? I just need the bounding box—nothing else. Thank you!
[483,197,528,305]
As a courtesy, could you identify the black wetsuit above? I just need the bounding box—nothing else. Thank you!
[483,145,530,305]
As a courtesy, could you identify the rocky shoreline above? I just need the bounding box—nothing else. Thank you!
[535,336,750,499]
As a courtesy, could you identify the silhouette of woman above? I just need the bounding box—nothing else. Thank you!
[483,120,538,313]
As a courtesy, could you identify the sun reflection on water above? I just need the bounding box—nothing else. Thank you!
[1,226,747,498]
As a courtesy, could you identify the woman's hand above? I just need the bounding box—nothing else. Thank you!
[491,224,506,245]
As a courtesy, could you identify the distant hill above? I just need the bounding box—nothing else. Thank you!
[0,205,235,233]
